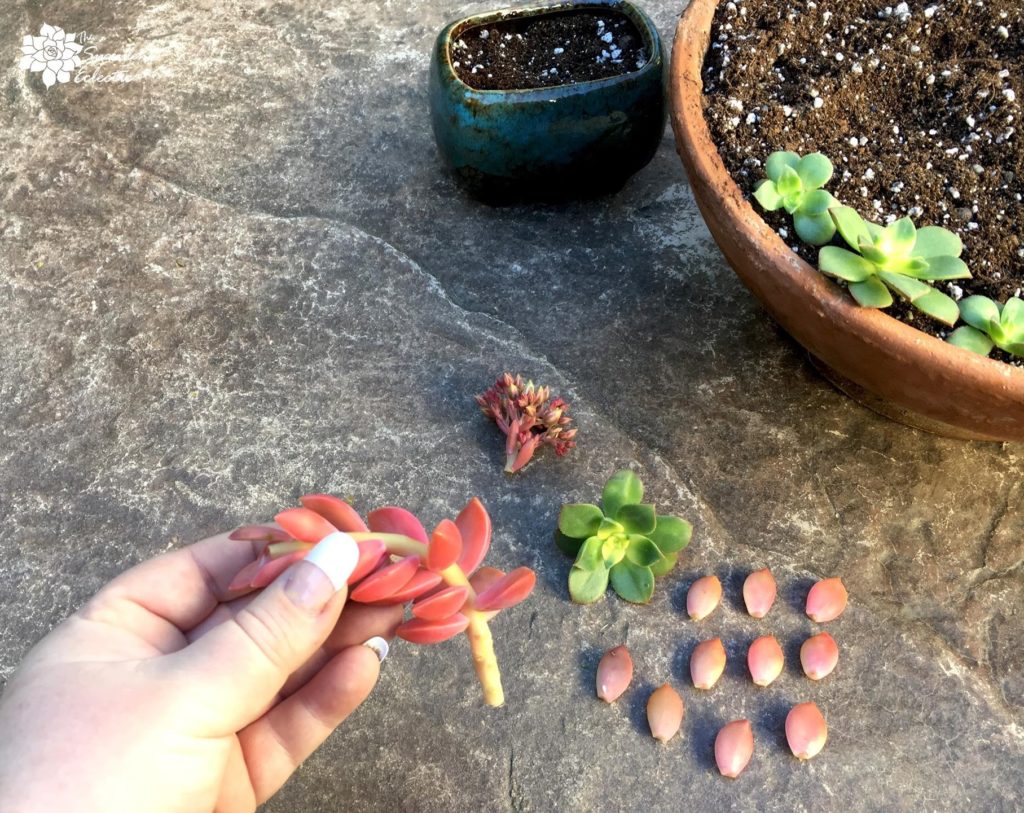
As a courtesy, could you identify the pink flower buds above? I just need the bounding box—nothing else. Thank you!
[742,568,777,618]
[806,577,847,622]
[691,638,727,689]
[687,575,723,620]
[747,635,784,687]
[647,683,685,742]
[800,632,839,680]
[786,702,828,759]
[596,646,634,703]
[715,719,754,778]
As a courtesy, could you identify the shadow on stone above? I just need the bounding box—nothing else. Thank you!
[753,696,793,754]
[783,633,806,680]
[783,575,816,615]
[690,709,724,772]
[627,680,657,738]
[577,643,604,697]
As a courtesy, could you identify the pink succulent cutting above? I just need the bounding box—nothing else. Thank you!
[228,493,535,706]
[475,372,577,473]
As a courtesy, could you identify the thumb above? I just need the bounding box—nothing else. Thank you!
[166,532,360,735]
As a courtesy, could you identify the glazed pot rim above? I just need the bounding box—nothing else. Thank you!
[437,0,663,98]
[668,0,1024,440]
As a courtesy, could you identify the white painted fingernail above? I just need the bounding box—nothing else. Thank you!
[302,532,359,591]
[363,636,389,662]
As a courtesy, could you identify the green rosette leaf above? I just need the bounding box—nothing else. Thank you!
[569,565,610,604]
[609,560,655,604]
[575,535,604,570]
[648,515,693,554]
[947,326,995,356]
[601,470,643,519]
[649,552,678,578]
[616,503,657,535]
[554,529,584,557]
[625,535,665,567]
[558,504,603,539]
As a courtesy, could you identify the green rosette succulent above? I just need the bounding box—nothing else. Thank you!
[819,207,970,326]
[947,296,1024,358]
[753,151,838,245]
[556,470,692,605]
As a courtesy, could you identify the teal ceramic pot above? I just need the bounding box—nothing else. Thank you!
[429,0,666,200]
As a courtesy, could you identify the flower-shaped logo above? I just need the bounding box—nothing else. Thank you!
[20,24,83,88]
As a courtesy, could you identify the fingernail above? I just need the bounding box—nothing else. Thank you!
[283,532,358,613]
[362,636,390,662]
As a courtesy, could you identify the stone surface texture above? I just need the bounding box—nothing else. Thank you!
[1,1,1022,811]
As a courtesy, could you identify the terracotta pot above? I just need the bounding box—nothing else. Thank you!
[668,0,1024,442]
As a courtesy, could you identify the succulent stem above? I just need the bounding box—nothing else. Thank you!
[349,531,505,706]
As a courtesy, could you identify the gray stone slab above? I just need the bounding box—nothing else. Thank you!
[1,1,1022,811]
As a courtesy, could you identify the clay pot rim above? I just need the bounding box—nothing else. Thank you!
[668,0,1024,395]
[437,0,663,98]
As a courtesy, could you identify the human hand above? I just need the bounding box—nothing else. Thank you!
[0,530,400,813]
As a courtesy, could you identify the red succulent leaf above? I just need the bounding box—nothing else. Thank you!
[469,566,505,621]
[454,497,492,574]
[372,569,443,604]
[412,585,470,621]
[250,549,309,588]
[395,613,470,644]
[473,567,536,612]
[275,507,338,543]
[350,556,421,603]
[349,539,388,585]
[228,557,266,591]
[367,507,429,544]
[228,525,290,543]
[300,494,369,532]
[426,519,463,572]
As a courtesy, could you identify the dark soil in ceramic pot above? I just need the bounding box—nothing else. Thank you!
[669,0,1024,442]
[429,0,666,202]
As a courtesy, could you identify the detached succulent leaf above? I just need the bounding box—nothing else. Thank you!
[559,504,604,539]
[610,560,655,604]
[601,469,643,518]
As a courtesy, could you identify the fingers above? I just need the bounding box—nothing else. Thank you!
[80,532,261,646]
[239,644,383,805]
[162,533,360,735]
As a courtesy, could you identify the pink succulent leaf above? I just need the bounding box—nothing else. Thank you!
[454,497,492,574]
[468,566,504,621]
[412,585,470,621]
[473,567,536,612]
[275,507,338,543]
[250,549,309,588]
[426,519,463,572]
[372,569,443,604]
[395,613,470,644]
[228,525,290,543]
[348,539,388,585]
[228,557,266,591]
[299,494,369,532]
[366,507,429,544]
[350,556,422,603]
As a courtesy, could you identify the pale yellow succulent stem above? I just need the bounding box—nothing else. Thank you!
[349,532,505,707]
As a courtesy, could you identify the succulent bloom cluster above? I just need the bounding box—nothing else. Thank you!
[594,571,847,777]
[475,373,577,473]
[229,493,535,706]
